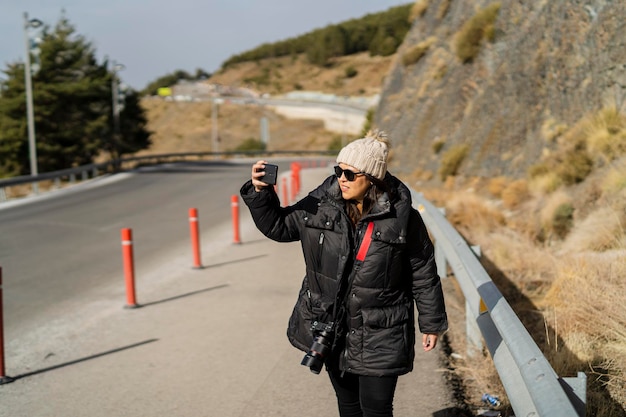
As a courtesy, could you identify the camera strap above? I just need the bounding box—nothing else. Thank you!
[355,222,374,261]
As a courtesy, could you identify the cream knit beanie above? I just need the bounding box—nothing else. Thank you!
[336,130,390,180]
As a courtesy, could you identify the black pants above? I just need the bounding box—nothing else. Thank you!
[328,368,399,417]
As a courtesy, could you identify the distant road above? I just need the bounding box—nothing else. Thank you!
[174,92,370,135]
[0,160,261,337]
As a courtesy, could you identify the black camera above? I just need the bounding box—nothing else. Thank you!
[300,321,334,374]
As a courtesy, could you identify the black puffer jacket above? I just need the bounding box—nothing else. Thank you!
[240,173,447,377]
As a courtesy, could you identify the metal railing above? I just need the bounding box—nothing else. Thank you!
[410,190,587,417]
[0,150,335,202]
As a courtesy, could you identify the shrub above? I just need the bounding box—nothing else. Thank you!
[554,148,593,185]
[234,138,266,152]
[438,144,469,181]
[344,66,358,78]
[563,206,626,252]
[551,202,575,238]
[501,179,529,209]
[402,37,437,66]
[528,162,550,179]
[454,2,501,63]
[360,108,375,137]
[488,176,508,198]
[585,107,626,161]
[327,135,343,152]
[602,164,626,195]
[530,171,562,194]
[541,118,568,143]
[431,136,445,154]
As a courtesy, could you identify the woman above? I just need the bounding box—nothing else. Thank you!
[240,130,448,417]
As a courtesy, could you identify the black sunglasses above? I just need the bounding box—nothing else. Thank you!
[334,166,365,182]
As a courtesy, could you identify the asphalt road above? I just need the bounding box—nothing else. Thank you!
[0,159,281,339]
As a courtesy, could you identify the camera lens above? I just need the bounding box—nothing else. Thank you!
[301,332,332,374]
[301,321,335,374]
[300,353,324,374]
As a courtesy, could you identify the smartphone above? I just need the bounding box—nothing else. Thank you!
[260,163,278,185]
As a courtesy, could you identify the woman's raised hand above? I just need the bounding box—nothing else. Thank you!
[251,160,270,192]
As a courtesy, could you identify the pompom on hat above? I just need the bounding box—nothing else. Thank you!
[336,129,390,180]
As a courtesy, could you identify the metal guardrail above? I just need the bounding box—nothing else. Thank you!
[409,190,587,417]
[0,150,335,201]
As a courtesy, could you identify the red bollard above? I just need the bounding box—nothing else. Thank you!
[231,195,241,244]
[281,176,289,206]
[291,162,301,197]
[290,171,297,202]
[188,208,203,269]
[0,267,13,384]
[121,228,139,308]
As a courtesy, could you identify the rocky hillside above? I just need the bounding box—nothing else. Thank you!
[378,0,626,180]
[376,2,626,414]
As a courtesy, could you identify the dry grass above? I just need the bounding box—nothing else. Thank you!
[602,162,626,195]
[454,2,501,63]
[415,164,626,414]
[531,107,626,189]
[500,178,529,209]
[562,205,626,252]
[139,97,334,156]
[586,106,626,161]
[443,190,505,235]
[402,36,437,66]
[208,52,393,97]
[409,0,429,21]
[438,144,469,180]
[541,117,568,143]
[539,190,574,240]
[487,176,508,198]
[542,251,626,412]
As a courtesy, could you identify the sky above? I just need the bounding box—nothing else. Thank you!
[1,0,411,90]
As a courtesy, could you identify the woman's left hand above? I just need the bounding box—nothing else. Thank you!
[422,333,439,351]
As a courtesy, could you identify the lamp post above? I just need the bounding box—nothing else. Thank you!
[23,12,43,191]
[111,61,125,137]
[211,98,223,153]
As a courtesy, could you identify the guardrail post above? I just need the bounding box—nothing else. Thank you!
[466,300,484,357]
[0,267,14,384]
[189,208,203,269]
[435,240,447,279]
[121,228,139,308]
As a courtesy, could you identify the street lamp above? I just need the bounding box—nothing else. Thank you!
[212,98,223,153]
[23,12,43,191]
[111,61,125,137]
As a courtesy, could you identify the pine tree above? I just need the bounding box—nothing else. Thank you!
[107,89,151,159]
[0,63,28,177]
[0,13,151,176]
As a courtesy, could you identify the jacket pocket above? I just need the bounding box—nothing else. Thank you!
[287,278,333,353]
[303,217,337,277]
[361,303,412,368]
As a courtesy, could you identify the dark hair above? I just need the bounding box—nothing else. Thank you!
[345,175,388,226]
